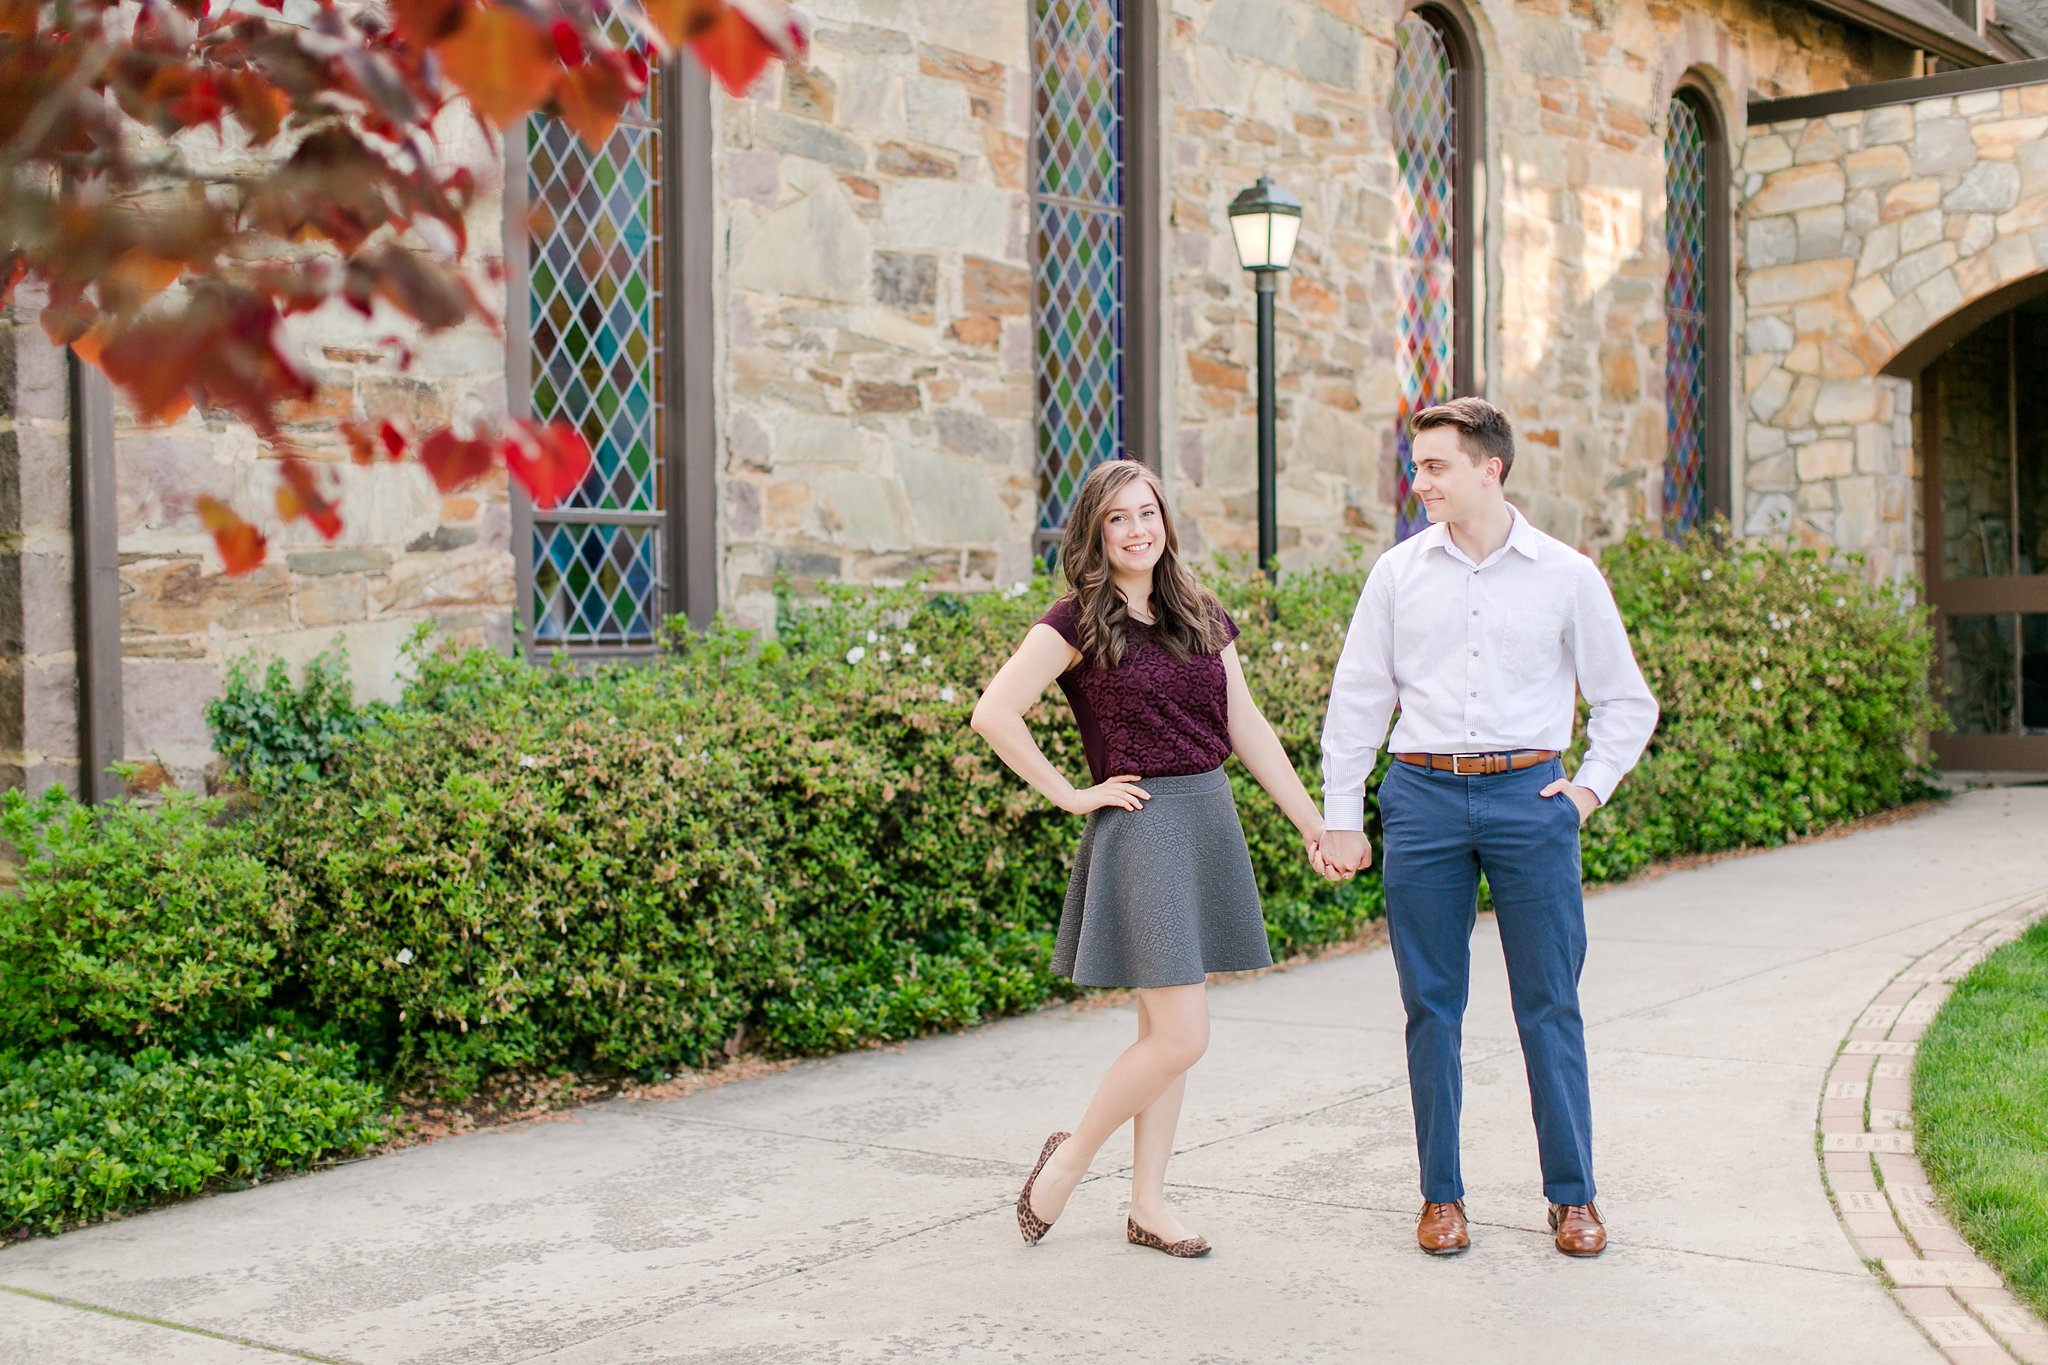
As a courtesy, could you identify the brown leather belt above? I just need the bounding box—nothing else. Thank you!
[1395,750,1559,776]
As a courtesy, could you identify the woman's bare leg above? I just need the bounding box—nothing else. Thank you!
[1027,983,1208,1225]
[1130,1064,1194,1240]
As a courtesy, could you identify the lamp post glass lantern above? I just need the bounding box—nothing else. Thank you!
[1227,177,1301,576]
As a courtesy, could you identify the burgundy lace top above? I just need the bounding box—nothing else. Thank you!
[1038,595,1241,785]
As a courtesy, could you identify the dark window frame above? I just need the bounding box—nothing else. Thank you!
[503,60,717,662]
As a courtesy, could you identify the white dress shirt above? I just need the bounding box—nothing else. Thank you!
[1321,504,1659,832]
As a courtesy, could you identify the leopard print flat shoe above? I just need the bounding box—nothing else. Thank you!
[1015,1131,1072,1246]
[1127,1216,1211,1258]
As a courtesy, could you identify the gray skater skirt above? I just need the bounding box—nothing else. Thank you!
[1053,767,1274,989]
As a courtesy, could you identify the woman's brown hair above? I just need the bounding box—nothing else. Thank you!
[1056,460,1229,669]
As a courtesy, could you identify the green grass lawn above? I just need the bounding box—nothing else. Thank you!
[1914,916,2048,1317]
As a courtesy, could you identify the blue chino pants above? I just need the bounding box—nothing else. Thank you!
[1376,755,1595,1206]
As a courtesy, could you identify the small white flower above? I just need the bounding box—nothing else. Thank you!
[866,630,879,644]
[900,639,917,656]
[1297,641,1309,652]
[1700,569,1715,581]
[846,646,867,664]
[939,686,958,703]
[1006,581,1030,599]
[1834,597,1846,608]
[1273,640,1288,654]
[1749,677,1764,692]
[396,948,415,966]
[517,754,539,769]
[921,655,935,668]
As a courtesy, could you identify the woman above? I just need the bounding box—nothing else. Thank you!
[970,460,1334,1259]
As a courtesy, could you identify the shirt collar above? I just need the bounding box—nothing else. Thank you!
[1421,504,1544,567]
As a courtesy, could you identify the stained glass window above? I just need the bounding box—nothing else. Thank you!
[1665,94,1710,534]
[526,68,666,647]
[1032,0,1125,565]
[1394,13,1457,541]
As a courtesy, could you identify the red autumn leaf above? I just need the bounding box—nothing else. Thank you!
[223,69,290,144]
[276,456,344,539]
[341,419,379,466]
[417,427,496,493]
[388,0,467,48]
[378,417,411,460]
[197,495,268,575]
[100,320,201,423]
[552,56,632,149]
[434,7,559,127]
[641,0,722,48]
[504,419,592,508]
[688,8,778,96]
[549,18,583,65]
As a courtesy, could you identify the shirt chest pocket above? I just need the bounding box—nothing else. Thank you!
[1499,609,1566,684]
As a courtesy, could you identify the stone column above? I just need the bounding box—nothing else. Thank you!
[0,286,81,794]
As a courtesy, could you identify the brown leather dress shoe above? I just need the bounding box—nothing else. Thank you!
[1548,1202,1607,1257]
[1416,1199,1469,1255]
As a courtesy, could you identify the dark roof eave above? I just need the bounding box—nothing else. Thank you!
[1802,0,2007,66]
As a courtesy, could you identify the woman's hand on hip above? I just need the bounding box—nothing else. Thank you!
[1060,775,1151,814]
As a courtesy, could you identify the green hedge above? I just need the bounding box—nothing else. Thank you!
[1,1036,387,1234]
[0,788,298,1053]
[2,531,1937,1110]
[1584,532,1942,879]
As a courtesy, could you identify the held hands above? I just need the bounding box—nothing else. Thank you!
[1317,828,1372,881]
[1060,774,1152,814]
[1540,780,1600,826]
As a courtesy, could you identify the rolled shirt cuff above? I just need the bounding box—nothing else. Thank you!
[1570,760,1621,807]
[1322,791,1367,833]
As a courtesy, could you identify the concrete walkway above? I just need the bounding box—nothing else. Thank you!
[5,788,2047,1364]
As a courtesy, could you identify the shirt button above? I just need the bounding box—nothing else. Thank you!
[1469,730,1478,737]
[1471,610,1478,617]
[1470,650,1478,657]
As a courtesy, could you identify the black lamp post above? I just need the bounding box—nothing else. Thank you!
[1227,175,1302,578]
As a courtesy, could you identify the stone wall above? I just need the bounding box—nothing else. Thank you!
[1740,78,2048,583]
[711,0,1896,631]
[1163,0,1893,566]
[713,3,1040,631]
[111,116,515,789]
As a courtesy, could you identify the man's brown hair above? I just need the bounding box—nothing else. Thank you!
[1412,397,1515,486]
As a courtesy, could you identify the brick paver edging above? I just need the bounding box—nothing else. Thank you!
[1819,893,2048,1365]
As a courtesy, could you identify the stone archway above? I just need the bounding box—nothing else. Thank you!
[1742,66,2048,772]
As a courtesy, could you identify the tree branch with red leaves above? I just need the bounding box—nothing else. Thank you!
[0,0,802,573]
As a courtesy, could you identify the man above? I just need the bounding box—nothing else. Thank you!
[1318,397,1658,1258]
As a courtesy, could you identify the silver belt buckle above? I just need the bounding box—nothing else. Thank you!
[1451,752,1486,776]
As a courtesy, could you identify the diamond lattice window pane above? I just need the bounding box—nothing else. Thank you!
[527,113,665,517]
[1394,15,1457,541]
[1035,200,1125,552]
[526,64,667,647]
[1664,96,1710,534]
[1034,0,1123,208]
[1033,0,1126,560]
[530,522,663,646]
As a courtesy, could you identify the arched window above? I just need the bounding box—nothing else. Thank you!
[1031,0,1156,565]
[512,58,715,654]
[1664,84,1728,534]
[1393,5,1478,540]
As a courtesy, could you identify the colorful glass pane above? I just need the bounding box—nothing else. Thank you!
[1033,0,1124,565]
[530,522,661,646]
[1665,95,1709,534]
[525,71,666,645]
[1394,15,1456,541]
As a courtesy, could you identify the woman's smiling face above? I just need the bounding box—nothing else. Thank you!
[1099,479,1165,575]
